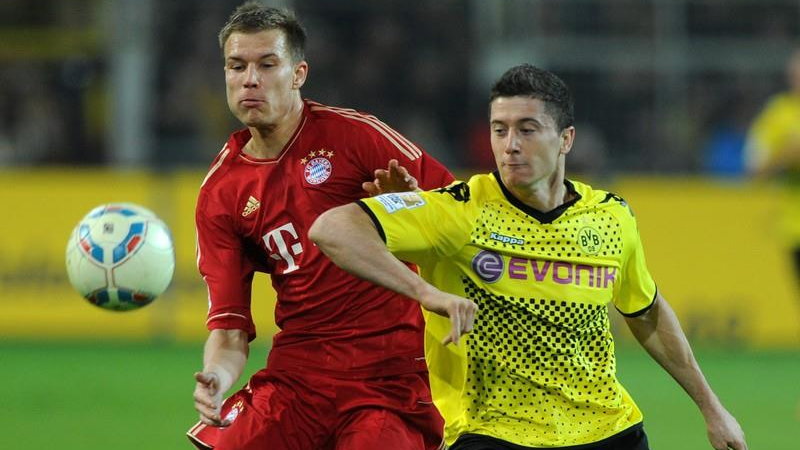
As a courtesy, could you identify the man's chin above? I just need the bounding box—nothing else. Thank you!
[240,114,272,129]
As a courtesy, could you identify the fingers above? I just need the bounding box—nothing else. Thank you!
[193,371,230,427]
[194,398,222,425]
[708,423,747,450]
[451,309,462,346]
[362,181,380,196]
[442,298,479,346]
[193,387,223,425]
[389,161,415,187]
[726,436,747,450]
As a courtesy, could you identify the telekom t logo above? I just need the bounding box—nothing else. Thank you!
[262,222,303,274]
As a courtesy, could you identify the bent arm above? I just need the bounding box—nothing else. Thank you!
[625,293,747,450]
[309,203,476,344]
[311,204,429,300]
[193,328,249,426]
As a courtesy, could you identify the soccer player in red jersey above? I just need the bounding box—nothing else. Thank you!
[186,3,453,450]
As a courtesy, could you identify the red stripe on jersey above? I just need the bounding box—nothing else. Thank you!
[310,105,422,160]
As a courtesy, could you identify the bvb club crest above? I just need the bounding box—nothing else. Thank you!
[578,226,603,255]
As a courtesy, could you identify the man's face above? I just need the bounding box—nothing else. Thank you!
[223,29,307,128]
[489,96,573,190]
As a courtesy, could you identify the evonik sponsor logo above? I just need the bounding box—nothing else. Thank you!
[471,250,616,288]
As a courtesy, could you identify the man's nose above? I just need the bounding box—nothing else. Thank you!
[504,130,521,153]
[244,64,259,87]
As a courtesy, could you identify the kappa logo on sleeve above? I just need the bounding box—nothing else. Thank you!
[375,192,426,213]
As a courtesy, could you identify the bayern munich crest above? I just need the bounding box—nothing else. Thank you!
[304,157,333,184]
[301,149,335,185]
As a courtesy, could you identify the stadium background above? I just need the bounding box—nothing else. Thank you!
[1,0,798,449]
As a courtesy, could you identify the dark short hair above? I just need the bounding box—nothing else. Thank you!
[219,1,306,62]
[490,64,574,130]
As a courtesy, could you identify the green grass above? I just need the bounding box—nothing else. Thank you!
[617,346,800,449]
[0,342,796,449]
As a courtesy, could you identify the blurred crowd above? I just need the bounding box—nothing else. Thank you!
[0,0,797,174]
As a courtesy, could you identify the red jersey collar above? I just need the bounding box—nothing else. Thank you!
[229,100,311,164]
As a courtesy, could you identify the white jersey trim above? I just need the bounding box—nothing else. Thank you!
[201,145,231,187]
[206,312,249,325]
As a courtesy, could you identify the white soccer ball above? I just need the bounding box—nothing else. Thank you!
[65,203,175,311]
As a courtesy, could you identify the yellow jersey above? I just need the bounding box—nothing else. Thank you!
[359,173,657,447]
[746,92,800,242]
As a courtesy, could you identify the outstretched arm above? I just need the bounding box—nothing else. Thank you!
[193,328,249,427]
[310,203,477,345]
[625,293,747,450]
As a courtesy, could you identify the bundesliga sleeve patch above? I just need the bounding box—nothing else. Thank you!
[375,192,426,213]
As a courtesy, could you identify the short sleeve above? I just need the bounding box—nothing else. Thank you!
[196,191,257,340]
[613,206,657,317]
[357,183,473,267]
[351,114,454,190]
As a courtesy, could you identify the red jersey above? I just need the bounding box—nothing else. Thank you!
[196,100,453,378]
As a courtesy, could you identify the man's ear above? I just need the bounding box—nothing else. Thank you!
[292,61,308,89]
[559,126,576,155]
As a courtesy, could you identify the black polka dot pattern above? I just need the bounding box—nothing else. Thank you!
[461,276,626,444]
[472,201,624,259]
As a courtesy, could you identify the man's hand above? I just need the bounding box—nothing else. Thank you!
[705,406,748,450]
[193,371,230,427]
[418,287,478,346]
[362,159,419,196]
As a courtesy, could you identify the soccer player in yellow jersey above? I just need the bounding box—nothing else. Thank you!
[746,47,800,298]
[310,64,747,450]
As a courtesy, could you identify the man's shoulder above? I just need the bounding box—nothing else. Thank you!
[198,131,248,195]
[426,173,498,204]
[572,180,636,218]
[305,100,395,136]
[756,92,800,118]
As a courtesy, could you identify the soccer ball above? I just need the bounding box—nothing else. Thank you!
[65,203,175,311]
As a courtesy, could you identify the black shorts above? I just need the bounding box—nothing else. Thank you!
[449,423,649,450]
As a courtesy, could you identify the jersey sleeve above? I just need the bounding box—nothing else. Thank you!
[612,202,657,316]
[357,183,473,267]
[353,115,454,190]
[196,191,257,340]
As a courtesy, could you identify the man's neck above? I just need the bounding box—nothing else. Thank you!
[244,98,304,159]
[503,160,572,212]
[507,176,570,213]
